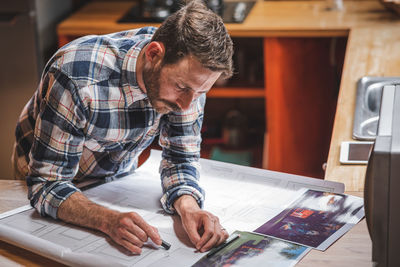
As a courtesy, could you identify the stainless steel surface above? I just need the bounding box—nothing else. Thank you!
[353,76,400,140]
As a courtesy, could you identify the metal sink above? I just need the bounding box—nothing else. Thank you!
[353,76,400,140]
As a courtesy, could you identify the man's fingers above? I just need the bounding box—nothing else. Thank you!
[149,226,162,246]
[201,221,230,252]
[127,213,161,245]
[209,227,229,249]
[184,220,201,247]
[196,216,215,250]
[120,227,145,247]
[119,238,142,254]
[111,212,162,253]
[120,215,148,242]
[200,230,220,252]
[174,198,227,252]
[197,219,229,252]
[218,228,229,245]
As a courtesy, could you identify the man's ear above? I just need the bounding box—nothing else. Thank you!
[144,41,165,66]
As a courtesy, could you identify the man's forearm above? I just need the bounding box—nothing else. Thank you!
[57,191,118,234]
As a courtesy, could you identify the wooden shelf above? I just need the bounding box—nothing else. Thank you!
[207,87,265,98]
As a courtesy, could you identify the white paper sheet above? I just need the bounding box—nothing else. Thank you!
[0,149,345,266]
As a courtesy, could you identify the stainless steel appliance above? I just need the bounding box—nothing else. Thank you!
[353,76,400,140]
[0,0,40,179]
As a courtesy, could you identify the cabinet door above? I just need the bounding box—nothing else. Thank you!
[264,37,346,178]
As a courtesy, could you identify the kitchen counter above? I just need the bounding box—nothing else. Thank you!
[58,1,399,37]
[57,0,400,191]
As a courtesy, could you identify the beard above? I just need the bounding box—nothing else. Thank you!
[142,64,181,114]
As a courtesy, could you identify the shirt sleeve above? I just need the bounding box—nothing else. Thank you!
[158,94,206,214]
[27,67,87,219]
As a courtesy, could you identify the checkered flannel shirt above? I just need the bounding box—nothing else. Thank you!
[13,27,205,219]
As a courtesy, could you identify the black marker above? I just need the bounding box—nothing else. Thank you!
[161,239,171,250]
[206,233,240,258]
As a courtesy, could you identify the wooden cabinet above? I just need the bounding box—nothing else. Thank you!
[204,36,347,178]
[264,37,346,178]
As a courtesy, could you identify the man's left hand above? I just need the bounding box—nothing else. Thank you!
[173,195,229,252]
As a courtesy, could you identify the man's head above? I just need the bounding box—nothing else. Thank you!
[152,0,234,79]
[138,0,234,114]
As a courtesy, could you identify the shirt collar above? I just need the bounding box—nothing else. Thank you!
[121,39,150,104]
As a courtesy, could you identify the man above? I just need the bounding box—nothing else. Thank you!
[12,0,233,255]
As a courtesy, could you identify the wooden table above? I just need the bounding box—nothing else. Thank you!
[0,180,66,266]
[0,180,371,266]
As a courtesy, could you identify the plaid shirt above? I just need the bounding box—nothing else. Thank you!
[13,27,205,219]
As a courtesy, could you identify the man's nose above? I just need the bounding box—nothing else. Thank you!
[178,90,195,110]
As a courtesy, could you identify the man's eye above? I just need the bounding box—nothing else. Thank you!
[176,85,187,92]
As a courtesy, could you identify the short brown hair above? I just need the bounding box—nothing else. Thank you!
[151,0,234,78]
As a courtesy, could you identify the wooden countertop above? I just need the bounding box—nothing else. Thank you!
[57,0,400,191]
[58,0,399,37]
[0,181,66,266]
[0,180,371,266]
[325,25,400,191]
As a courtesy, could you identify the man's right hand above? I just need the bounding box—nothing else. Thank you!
[102,211,162,254]
[58,192,161,254]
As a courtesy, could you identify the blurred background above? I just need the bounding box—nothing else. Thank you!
[0,0,85,179]
[2,0,396,180]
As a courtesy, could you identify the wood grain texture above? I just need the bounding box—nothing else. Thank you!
[325,26,400,190]
[57,1,400,38]
[0,181,66,267]
[0,180,28,213]
[264,37,341,178]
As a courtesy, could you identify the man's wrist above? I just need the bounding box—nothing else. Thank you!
[97,208,119,234]
[173,195,200,217]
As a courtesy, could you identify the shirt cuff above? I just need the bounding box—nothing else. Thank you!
[160,185,204,214]
[28,179,81,219]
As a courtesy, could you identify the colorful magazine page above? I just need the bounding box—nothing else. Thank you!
[254,189,365,250]
[192,231,310,267]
